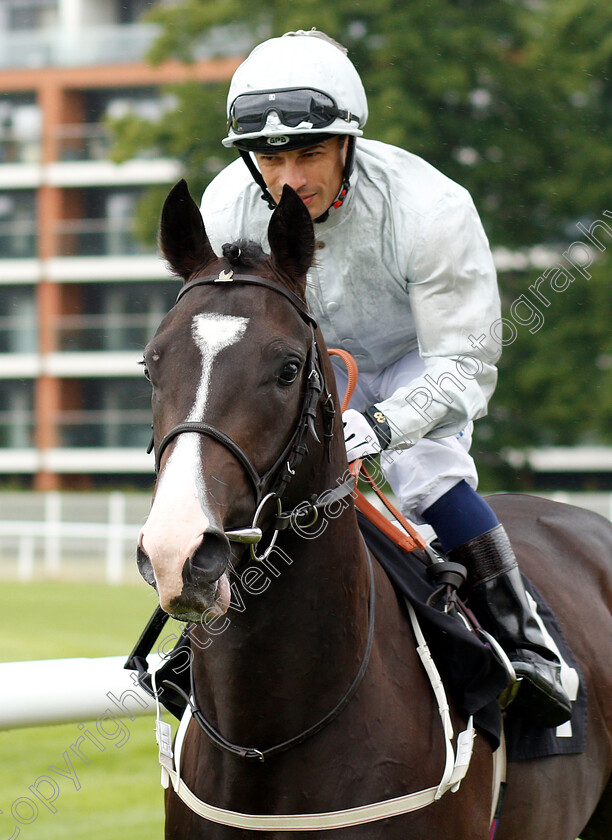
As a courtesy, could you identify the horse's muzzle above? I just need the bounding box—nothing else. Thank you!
[137,528,233,622]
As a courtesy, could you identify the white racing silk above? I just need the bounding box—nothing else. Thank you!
[201,138,500,449]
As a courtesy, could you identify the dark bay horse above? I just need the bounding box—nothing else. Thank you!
[137,179,612,839]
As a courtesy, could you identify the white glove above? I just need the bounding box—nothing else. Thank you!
[342,409,382,462]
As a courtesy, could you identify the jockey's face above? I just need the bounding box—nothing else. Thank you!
[255,137,347,220]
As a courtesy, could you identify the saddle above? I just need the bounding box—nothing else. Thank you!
[126,502,586,762]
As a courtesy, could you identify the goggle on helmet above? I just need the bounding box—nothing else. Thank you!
[223,31,368,152]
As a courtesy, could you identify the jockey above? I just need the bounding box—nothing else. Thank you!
[200,29,571,727]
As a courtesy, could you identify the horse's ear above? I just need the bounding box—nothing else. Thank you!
[268,185,315,295]
[159,180,217,282]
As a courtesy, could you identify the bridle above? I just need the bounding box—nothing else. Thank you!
[137,266,374,764]
[147,268,349,558]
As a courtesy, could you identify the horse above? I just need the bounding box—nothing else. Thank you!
[136,178,612,839]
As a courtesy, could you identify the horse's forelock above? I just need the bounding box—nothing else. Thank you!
[221,240,307,301]
[222,239,265,269]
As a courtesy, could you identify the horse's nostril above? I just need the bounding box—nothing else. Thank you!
[189,530,231,583]
[136,544,157,587]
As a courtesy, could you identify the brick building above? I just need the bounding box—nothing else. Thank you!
[0,0,243,489]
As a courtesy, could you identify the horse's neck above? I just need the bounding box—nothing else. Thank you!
[190,452,370,745]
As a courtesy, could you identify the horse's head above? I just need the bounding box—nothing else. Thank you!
[137,179,325,622]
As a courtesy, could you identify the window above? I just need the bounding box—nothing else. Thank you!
[55,282,176,352]
[5,0,57,31]
[0,381,34,448]
[0,191,37,258]
[0,286,37,353]
[116,0,157,24]
[0,94,41,164]
[56,187,153,257]
[58,378,153,448]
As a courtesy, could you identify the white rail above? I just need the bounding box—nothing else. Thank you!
[0,491,147,584]
[0,490,610,585]
[0,655,161,729]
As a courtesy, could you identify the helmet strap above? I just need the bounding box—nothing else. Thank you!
[239,150,277,210]
[239,135,357,220]
[314,136,356,223]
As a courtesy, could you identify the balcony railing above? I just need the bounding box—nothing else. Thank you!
[0,221,38,259]
[55,219,153,257]
[0,132,41,165]
[56,410,152,449]
[0,23,159,70]
[55,123,163,163]
[0,412,152,450]
[56,124,112,163]
[55,313,163,352]
[0,22,252,70]
[0,315,38,354]
[0,412,35,448]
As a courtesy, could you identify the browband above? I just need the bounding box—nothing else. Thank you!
[176,271,318,328]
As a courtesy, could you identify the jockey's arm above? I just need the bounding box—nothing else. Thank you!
[375,190,500,449]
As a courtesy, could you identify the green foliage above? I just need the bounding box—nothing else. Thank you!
[114,0,612,245]
[495,255,612,445]
[109,0,612,485]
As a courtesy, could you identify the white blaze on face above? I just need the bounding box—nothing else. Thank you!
[140,314,249,609]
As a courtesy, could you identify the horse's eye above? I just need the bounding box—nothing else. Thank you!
[279,360,301,385]
[139,359,151,381]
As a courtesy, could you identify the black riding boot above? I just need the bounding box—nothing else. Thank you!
[449,524,573,728]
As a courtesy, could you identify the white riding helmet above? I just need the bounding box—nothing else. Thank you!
[223,30,368,151]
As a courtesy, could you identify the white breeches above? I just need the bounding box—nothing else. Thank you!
[332,350,479,524]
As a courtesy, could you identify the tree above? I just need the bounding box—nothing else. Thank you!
[111,0,612,488]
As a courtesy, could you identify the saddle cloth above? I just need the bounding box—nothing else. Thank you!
[357,510,587,761]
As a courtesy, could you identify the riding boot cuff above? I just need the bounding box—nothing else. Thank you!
[451,525,573,727]
[448,523,517,587]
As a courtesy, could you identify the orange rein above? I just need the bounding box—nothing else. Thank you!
[328,349,427,554]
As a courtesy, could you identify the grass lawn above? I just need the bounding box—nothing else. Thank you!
[0,580,172,840]
[0,581,588,840]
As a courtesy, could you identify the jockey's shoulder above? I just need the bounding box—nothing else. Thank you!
[355,137,474,218]
[202,158,258,210]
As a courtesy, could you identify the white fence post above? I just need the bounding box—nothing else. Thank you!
[106,491,126,585]
[17,534,35,582]
[44,491,61,576]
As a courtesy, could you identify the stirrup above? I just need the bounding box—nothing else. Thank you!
[476,627,522,709]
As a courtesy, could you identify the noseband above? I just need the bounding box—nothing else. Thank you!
[148,269,339,554]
